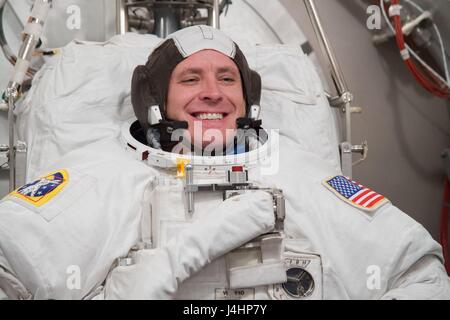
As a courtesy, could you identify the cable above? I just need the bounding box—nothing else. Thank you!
[402,0,450,88]
[381,0,448,91]
[380,0,450,98]
[395,5,449,97]
[441,177,449,275]
[384,0,450,97]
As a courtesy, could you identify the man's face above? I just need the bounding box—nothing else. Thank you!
[166,49,246,149]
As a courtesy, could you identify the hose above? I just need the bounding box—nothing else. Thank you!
[382,0,450,99]
[441,177,449,275]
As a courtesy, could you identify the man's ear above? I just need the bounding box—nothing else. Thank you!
[131,65,156,132]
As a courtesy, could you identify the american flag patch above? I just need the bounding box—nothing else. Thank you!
[323,176,389,212]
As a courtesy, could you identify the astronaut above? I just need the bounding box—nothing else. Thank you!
[0,25,449,300]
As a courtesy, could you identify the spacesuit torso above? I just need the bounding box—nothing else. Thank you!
[108,119,450,300]
[0,119,448,300]
[124,121,322,300]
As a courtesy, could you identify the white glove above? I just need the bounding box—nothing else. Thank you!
[103,190,275,299]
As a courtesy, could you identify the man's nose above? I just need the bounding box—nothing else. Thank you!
[199,78,223,103]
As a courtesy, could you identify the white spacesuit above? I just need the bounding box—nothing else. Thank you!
[0,26,449,300]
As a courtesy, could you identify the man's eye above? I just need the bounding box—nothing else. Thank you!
[221,77,235,83]
[181,78,198,83]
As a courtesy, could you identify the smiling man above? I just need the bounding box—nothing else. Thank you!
[0,25,448,301]
[131,25,262,155]
[166,49,246,150]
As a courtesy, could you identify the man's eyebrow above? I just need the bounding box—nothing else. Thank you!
[177,67,239,77]
[178,68,203,77]
[217,67,239,75]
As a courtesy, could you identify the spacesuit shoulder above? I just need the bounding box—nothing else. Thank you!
[0,138,157,299]
[2,169,76,212]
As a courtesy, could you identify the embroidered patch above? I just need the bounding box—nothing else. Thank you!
[323,176,389,212]
[9,170,69,207]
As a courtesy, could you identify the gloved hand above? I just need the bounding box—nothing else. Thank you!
[102,190,276,299]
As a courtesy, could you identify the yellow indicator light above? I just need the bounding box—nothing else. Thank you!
[176,158,190,178]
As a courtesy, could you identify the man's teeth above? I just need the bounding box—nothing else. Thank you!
[196,113,224,120]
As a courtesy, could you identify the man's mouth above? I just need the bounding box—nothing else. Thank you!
[192,112,228,120]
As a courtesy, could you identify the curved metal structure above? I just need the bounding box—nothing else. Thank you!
[116,0,224,37]
[2,0,51,192]
[0,0,37,77]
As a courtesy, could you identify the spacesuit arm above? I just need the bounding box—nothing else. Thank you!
[381,225,450,300]
[381,255,450,300]
[102,190,276,300]
[0,266,32,300]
